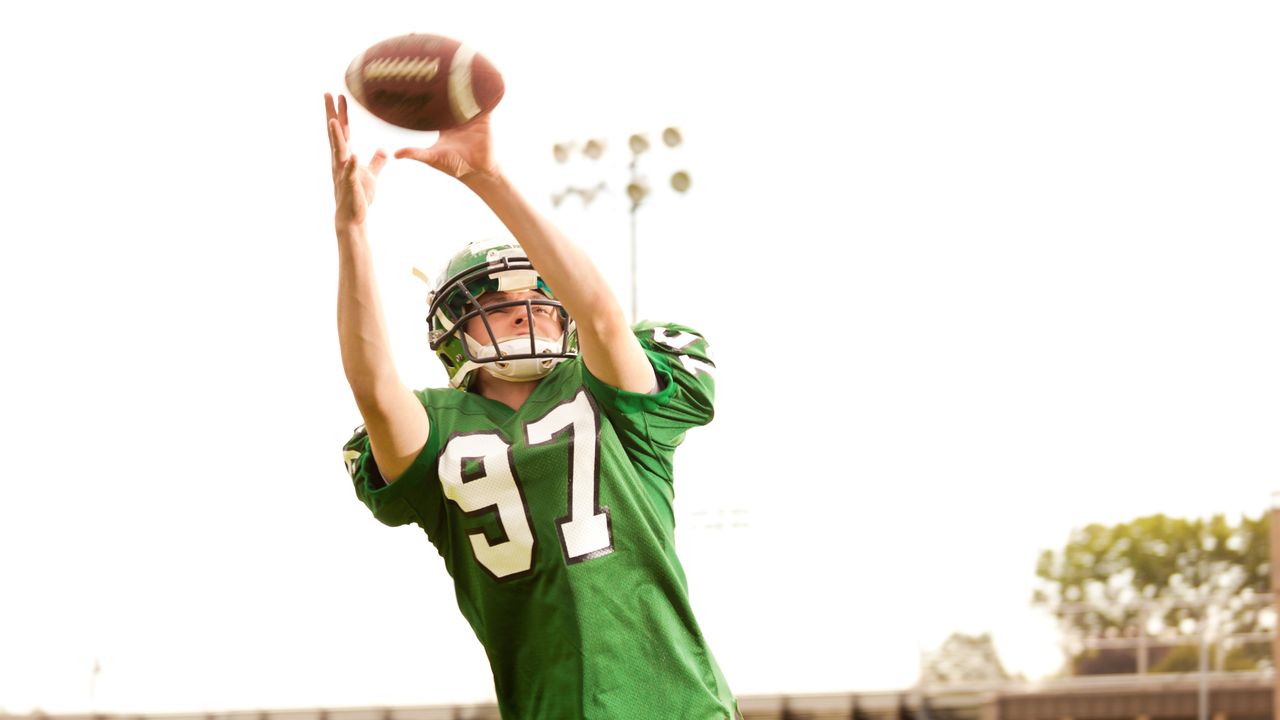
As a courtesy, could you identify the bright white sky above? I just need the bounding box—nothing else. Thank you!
[1,0,1276,714]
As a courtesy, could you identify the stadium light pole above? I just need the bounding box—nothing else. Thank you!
[551,128,691,323]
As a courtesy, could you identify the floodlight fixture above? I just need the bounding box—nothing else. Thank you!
[583,139,606,160]
[670,171,691,193]
[549,126,691,324]
[626,179,650,206]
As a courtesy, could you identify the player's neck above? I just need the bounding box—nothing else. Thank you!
[472,373,541,411]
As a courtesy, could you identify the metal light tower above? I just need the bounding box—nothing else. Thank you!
[551,128,691,322]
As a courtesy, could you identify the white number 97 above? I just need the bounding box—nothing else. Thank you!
[437,391,611,580]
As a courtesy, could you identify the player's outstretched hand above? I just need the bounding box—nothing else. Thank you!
[326,93,387,228]
[394,112,499,182]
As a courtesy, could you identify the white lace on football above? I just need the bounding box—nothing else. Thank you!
[363,56,442,82]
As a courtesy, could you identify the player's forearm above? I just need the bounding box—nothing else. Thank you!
[462,172,629,337]
[336,224,431,484]
[336,223,403,402]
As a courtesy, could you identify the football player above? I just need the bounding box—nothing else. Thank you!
[325,93,739,720]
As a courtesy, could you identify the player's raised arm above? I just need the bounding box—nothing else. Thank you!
[395,116,657,394]
[326,93,429,483]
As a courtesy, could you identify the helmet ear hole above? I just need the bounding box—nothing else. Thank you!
[438,352,456,369]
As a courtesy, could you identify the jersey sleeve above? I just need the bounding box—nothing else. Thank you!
[341,396,445,535]
[581,321,717,482]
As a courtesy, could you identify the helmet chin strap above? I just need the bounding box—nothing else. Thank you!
[455,334,567,388]
[481,360,551,383]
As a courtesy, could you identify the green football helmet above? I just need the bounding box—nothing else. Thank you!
[427,239,578,390]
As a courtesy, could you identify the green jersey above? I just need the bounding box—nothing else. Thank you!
[343,321,737,719]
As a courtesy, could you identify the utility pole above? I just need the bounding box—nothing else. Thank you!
[1198,611,1209,720]
[1271,492,1279,720]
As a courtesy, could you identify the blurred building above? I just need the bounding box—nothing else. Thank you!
[2,672,1271,720]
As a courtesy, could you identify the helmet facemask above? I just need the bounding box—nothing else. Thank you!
[428,242,578,390]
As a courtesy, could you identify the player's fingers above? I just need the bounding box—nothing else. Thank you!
[394,147,431,163]
[368,149,388,177]
[327,116,339,148]
[330,121,356,184]
[395,147,466,177]
[338,95,350,140]
[325,93,337,125]
[343,154,360,187]
[328,118,348,164]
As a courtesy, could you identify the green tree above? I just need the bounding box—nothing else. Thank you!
[1032,512,1271,674]
[921,632,1013,684]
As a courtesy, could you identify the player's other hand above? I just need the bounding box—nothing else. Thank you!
[394,112,499,182]
[326,93,387,228]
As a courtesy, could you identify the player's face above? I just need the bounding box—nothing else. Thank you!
[464,291,565,341]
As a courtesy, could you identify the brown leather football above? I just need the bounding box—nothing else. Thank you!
[345,34,504,131]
